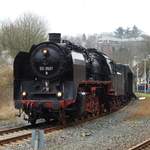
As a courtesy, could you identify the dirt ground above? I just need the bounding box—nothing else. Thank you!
[124,95,150,121]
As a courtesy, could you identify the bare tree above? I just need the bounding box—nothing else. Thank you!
[131,25,142,39]
[114,27,125,39]
[0,13,48,57]
[86,34,98,48]
[124,27,131,38]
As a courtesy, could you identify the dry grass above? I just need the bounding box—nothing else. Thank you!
[0,106,17,120]
[0,65,17,120]
[124,98,150,121]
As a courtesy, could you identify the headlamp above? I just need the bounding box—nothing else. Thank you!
[22,91,27,97]
[57,92,62,97]
[43,49,48,54]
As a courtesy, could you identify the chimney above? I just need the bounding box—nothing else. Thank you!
[48,33,61,43]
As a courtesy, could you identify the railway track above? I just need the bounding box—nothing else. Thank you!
[0,125,62,146]
[0,113,101,147]
[0,103,128,147]
[128,138,150,150]
[0,122,49,136]
[0,125,33,136]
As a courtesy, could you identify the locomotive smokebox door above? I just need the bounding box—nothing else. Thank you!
[71,51,86,97]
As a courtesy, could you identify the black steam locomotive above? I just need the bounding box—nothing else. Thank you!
[14,33,134,124]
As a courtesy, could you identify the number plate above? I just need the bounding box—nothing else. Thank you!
[39,66,54,71]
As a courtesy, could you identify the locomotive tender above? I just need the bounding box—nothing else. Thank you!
[14,33,134,124]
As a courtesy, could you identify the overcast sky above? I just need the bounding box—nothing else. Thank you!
[0,0,150,36]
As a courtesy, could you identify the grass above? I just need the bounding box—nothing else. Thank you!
[135,92,150,98]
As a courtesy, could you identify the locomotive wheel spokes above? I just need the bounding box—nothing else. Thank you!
[92,113,96,117]
[59,109,66,126]
[112,99,117,111]
[115,99,119,110]
[117,98,121,108]
[95,108,100,116]
[95,97,100,116]
[80,116,85,121]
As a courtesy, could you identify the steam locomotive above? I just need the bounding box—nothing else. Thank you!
[14,33,134,124]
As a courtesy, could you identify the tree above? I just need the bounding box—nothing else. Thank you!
[124,27,131,38]
[142,34,150,53]
[114,27,124,39]
[82,34,86,42]
[131,25,141,39]
[0,13,48,57]
[86,34,98,48]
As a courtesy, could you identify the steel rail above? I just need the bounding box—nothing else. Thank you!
[0,125,32,135]
[0,126,62,146]
[128,138,150,150]
[0,102,129,146]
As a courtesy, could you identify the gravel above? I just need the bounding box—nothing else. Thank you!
[2,99,150,150]
[0,117,28,130]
